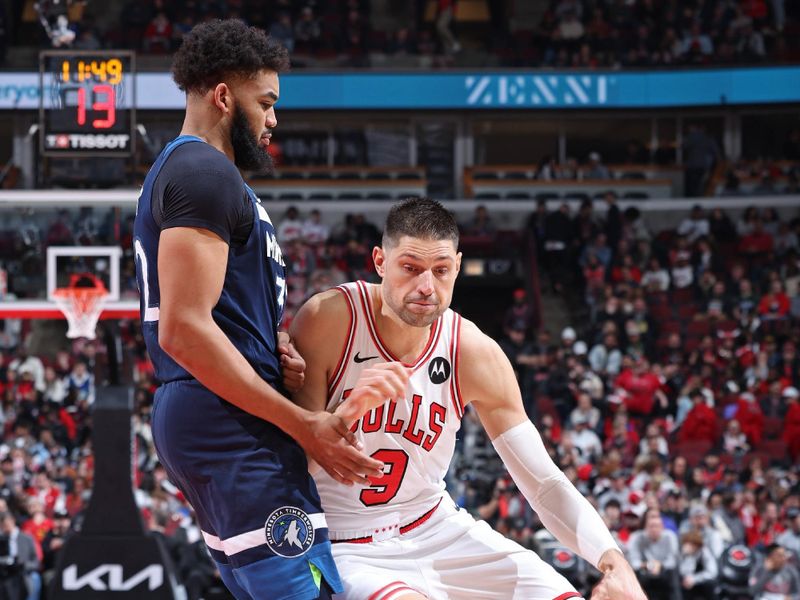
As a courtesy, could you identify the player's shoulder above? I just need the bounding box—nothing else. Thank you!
[302,286,351,315]
[453,314,514,401]
[456,314,503,360]
[164,140,240,182]
[290,286,353,342]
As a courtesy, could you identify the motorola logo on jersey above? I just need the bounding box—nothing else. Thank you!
[264,506,315,558]
[428,357,451,384]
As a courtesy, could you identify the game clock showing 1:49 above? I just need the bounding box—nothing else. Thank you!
[39,51,136,157]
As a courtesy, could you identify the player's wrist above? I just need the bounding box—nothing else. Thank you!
[597,548,626,573]
[333,397,361,427]
[277,330,292,347]
[279,403,314,445]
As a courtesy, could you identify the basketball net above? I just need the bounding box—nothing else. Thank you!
[52,274,108,340]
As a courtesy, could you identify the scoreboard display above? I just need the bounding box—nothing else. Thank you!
[39,51,136,157]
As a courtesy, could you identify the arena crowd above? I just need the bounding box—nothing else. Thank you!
[0,198,799,597]
[3,0,797,69]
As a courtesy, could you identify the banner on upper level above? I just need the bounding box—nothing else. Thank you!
[1,67,799,110]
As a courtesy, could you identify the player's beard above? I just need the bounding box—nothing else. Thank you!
[230,108,274,173]
[387,292,445,328]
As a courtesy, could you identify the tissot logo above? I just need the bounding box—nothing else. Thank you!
[45,133,130,150]
[428,357,451,384]
[62,564,164,591]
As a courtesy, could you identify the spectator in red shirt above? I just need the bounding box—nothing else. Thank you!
[20,499,51,561]
[614,358,665,415]
[583,252,606,303]
[25,472,63,517]
[64,476,89,517]
[739,219,774,255]
[747,501,785,548]
[610,254,642,286]
[697,454,725,492]
[143,11,172,53]
[678,389,719,445]
[732,391,764,447]
[741,0,769,25]
[757,280,791,320]
[538,412,562,445]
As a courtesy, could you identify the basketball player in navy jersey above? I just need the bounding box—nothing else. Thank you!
[133,20,392,600]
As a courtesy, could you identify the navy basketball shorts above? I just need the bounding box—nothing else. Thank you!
[151,379,343,600]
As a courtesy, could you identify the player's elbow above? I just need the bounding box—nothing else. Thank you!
[158,318,182,359]
[529,472,569,506]
[158,311,199,359]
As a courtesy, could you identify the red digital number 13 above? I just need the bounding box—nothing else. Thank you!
[359,449,409,507]
[77,84,116,129]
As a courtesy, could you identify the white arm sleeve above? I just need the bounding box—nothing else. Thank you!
[492,420,620,568]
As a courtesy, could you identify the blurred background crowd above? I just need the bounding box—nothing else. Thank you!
[2,0,798,69]
[0,198,800,598]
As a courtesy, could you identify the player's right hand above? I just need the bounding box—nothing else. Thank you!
[299,411,384,486]
[334,361,410,425]
[591,550,648,600]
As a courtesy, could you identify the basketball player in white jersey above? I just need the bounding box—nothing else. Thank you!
[289,198,645,600]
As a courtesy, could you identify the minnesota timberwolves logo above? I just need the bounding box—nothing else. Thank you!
[265,507,315,558]
[428,357,451,384]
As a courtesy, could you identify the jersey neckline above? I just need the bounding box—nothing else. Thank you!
[174,134,205,143]
[357,280,442,370]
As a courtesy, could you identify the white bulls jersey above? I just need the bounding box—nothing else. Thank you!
[316,280,465,539]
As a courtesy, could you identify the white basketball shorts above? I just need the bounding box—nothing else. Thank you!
[331,499,584,600]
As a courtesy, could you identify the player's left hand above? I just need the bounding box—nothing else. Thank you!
[278,331,305,393]
[335,362,410,425]
[591,550,647,600]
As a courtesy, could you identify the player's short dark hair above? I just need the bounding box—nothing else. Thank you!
[383,197,459,249]
[172,19,290,94]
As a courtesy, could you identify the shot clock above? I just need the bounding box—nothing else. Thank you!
[39,51,136,157]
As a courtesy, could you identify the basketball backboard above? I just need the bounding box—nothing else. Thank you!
[0,245,138,321]
[47,246,122,301]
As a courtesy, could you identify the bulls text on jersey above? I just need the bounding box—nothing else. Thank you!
[342,389,447,453]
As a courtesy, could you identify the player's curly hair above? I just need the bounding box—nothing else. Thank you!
[383,197,459,249]
[172,19,290,94]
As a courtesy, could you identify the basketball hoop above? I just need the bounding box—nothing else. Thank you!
[52,273,108,339]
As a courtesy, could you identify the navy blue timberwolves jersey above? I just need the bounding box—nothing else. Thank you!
[133,135,287,387]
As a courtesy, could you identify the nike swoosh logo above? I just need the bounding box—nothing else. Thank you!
[354,352,379,363]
